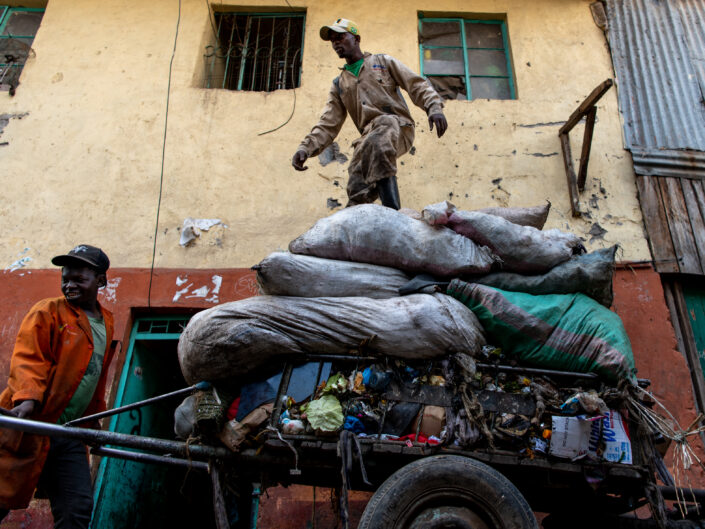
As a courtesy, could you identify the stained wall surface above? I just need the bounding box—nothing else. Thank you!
[0,0,649,273]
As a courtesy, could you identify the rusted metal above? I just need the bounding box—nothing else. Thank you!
[65,381,211,426]
[211,464,231,529]
[475,362,599,379]
[605,0,705,152]
[0,415,232,460]
[270,362,293,428]
[90,446,209,471]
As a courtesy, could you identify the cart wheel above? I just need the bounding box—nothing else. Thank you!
[358,455,538,529]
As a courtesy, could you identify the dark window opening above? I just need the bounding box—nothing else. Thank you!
[0,6,44,91]
[419,17,515,101]
[204,12,304,92]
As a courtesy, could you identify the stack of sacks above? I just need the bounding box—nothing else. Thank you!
[178,202,632,386]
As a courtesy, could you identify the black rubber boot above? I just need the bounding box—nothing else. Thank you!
[378,176,401,210]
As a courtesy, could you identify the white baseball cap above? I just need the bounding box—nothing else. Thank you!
[320,18,360,41]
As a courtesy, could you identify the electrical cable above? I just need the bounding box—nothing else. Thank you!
[257,48,300,136]
[256,0,300,135]
[147,0,181,308]
[203,0,219,45]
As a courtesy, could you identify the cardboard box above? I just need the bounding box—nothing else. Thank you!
[549,416,592,459]
[413,405,446,438]
[589,410,632,464]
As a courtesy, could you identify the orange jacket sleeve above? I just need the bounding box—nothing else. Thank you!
[7,305,55,406]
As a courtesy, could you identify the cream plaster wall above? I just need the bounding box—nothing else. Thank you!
[0,0,650,270]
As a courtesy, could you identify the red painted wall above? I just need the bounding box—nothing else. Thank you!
[0,264,702,527]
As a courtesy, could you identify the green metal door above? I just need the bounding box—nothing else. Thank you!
[91,317,215,529]
[683,284,705,382]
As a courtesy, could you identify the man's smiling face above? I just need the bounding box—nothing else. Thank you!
[329,31,359,60]
[61,265,105,309]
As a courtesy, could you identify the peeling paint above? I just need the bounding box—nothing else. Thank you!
[179,218,227,246]
[99,277,122,303]
[0,113,29,141]
[589,223,608,241]
[317,142,348,166]
[172,282,193,302]
[173,275,224,303]
[327,198,342,209]
[205,275,223,303]
[517,121,564,128]
[5,248,32,272]
[525,152,559,157]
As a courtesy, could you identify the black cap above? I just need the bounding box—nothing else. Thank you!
[52,245,110,273]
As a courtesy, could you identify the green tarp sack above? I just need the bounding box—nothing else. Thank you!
[447,280,636,383]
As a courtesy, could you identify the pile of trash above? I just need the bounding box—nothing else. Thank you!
[175,201,640,464]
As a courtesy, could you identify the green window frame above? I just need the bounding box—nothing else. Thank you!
[418,16,515,101]
[204,11,305,92]
[0,6,44,91]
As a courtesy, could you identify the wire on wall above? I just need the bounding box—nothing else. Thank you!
[147,0,182,308]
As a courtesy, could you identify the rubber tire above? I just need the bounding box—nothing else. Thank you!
[358,454,538,529]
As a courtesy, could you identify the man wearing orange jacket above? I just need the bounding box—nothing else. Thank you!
[0,245,116,529]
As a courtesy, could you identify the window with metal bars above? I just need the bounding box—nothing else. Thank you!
[419,16,515,101]
[0,6,44,92]
[204,12,304,92]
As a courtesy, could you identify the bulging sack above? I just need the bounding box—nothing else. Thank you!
[422,201,551,229]
[178,293,486,384]
[254,252,410,298]
[475,203,551,230]
[472,246,617,307]
[289,204,497,277]
[447,210,583,273]
[447,280,636,383]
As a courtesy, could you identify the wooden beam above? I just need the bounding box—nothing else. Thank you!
[577,106,597,192]
[682,179,705,268]
[635,175,679,273]
[558,79,613,216]
[659,177,703,275]
[560,132,581,217]
[559,78,613,135]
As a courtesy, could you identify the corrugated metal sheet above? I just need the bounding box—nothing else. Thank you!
[606,0,705,152]
[632,149,705,179]
[677,1,705,107]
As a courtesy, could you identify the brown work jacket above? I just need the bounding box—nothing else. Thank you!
[0,297,116,509]
[298,52,444,157]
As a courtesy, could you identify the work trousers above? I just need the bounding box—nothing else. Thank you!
[0,437,93,529]
[346,114,413,207]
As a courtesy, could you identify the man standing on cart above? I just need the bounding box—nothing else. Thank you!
[0,245,116,529]
[292,18,448,210]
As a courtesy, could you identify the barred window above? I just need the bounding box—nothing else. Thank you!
[419,16,515,101]
[0,6,44,92]
[204,12,304,92]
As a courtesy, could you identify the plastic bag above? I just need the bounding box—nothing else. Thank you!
[289,204,497,277]
[254,252,410,298]
[470,246,617,307]
[447,280,636,383]
[303,395,344,432]
[178,293,486,384]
